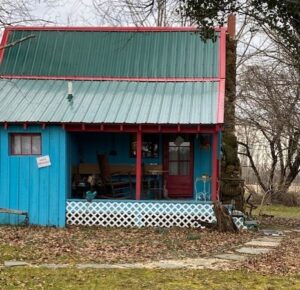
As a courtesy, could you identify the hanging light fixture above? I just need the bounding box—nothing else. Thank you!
[174,135,184,146]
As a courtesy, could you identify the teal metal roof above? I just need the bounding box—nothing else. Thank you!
[0,79,218,124]
[0,30,219,78]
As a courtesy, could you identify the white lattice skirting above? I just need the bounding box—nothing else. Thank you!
[66,200,246,229]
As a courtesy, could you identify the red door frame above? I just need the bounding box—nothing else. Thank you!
[163,135,194,198]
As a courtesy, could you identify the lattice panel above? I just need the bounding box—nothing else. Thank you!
[66,201,216,228]
[66,201,246,229]
[233,217,247,230]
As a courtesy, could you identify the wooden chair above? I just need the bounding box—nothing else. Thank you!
[97,154,132,198]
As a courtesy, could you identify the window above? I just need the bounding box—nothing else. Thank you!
[130,134,159,158]
[10,134,41,155]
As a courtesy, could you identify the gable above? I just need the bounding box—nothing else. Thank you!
[0,28,220,79]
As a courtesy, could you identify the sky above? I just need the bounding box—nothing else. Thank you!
[31,0,97,26]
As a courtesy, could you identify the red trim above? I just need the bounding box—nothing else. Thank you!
[219,27,226,79]
[211,132,218,201]
[135,131,142,200]
[0,75,220,82]
[6,26,223,32]
[0,29,10,63]
[62,123,222,133]
[10,133,42,156]
[0,122,223,133]
[217,79,225,123]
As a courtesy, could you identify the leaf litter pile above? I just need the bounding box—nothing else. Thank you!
[0,226,254,264]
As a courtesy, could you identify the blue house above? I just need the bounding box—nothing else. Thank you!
[0,26,226,227]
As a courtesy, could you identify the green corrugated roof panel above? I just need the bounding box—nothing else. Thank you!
[0,30,219,78]
[0,79,218,124]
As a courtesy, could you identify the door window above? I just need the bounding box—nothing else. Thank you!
[168,141,190,176]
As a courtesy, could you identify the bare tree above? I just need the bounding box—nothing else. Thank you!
[0,0,55,28]
[237,60,300,198]
[0,1,57,53]
[91,0,191,26]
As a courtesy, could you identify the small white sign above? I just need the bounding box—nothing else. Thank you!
[37,155,51,168]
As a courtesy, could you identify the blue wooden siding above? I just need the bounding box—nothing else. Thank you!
[70,132,162,165]
[0,125,67,227]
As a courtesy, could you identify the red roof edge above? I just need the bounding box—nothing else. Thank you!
[217,79,225,123]
[217,27,226,124]
[4,26,225,32]
[0,75,221,82]
[0,29,10,63]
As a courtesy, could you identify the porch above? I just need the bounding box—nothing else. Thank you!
[68,128,220,202]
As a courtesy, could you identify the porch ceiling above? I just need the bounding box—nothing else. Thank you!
[0,79,219,124]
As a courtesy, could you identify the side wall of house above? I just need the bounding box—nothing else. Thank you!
[0,125,67,227]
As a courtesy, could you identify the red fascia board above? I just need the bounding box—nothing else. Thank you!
[219,27,226,79]
[0,29,10,63]
[0,75,221,82]
[5,26,224,32]
[217,79,225,123]
[217,27,226,125]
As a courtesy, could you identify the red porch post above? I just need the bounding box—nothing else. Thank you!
[211,132,218,201]
[135,130,142,200]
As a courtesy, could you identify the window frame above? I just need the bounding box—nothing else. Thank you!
[10,133,42,156]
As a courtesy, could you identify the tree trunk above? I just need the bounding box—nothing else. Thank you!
[220,35,244,211]
[213,202,239,233]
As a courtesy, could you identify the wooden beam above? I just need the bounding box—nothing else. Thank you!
[135,131,142,200]
[64,123,220,133]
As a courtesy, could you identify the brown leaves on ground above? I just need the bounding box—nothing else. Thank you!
[0,226,255,264]
[233,231,300,276]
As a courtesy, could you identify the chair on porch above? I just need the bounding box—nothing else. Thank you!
[97,154,132,199]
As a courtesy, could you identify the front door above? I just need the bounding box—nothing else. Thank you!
[164,135,193,198]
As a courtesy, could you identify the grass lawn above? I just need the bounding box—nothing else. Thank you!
[253,204,300,219]
[0,268,299,290]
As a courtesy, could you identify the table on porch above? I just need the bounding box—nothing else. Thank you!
[143,169,168,200]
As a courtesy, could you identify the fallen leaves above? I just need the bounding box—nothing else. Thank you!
[232,231,300,275]
[0,226,255,265]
